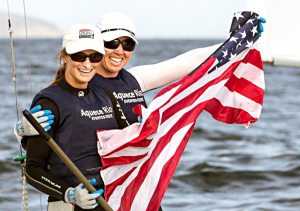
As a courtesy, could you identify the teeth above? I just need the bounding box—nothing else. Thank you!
[110,56,122,63]
[79,69,92,73]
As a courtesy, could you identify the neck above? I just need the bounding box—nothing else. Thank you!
[96,68,120,78]
[65,76,88,89]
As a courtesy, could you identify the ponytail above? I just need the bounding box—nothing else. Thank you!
[50,49,68,86]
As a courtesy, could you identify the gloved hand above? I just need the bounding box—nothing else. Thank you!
[65,178,103,209]
[258,17,266,37]
[14,105,54,137]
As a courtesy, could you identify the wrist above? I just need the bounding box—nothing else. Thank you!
[65,187,76,204]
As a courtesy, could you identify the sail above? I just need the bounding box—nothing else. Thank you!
[247,0,300,67]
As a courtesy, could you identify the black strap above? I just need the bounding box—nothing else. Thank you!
[101,28,135,37]
[103,88,129,129]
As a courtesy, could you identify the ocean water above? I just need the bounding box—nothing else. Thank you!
[1,38,300,211]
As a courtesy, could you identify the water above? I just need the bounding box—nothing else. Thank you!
[1,38,300,211]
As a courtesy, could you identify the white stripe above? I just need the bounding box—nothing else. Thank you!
[142,84,180,122]
[104,146,150,158]
[234,62,265,89]
[98,123,141,155]
[101,158,141,185]
[213,83,262,118]
[131,124,193,210]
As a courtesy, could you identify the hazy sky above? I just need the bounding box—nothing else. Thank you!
[0,0,249,39]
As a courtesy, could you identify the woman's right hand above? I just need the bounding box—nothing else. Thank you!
[65,178,103,209]
[15,105,54,136]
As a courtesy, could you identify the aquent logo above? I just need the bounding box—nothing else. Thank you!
[79,29,94,39]
[81,106,113,120]
[113,89,144,104]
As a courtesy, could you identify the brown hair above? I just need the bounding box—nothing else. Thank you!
[50,49,68,86]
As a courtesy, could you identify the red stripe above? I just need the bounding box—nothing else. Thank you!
[147,125,195,211]
[102,111,160,157]
[154,57,216,99]
[242,48,263,70]
[225,74,264,104]
[204,98,258,123]
[101,153,148,170]
[104,167,136,202]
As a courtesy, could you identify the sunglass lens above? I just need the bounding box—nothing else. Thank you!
[104,39,136,51]
[70,52,86,62]
[70,52,103,63]
[104,40,120,49]
[122,39,135,51]
[89,52,103,63]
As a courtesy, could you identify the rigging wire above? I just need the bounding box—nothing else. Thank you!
[22,0,33,97]
[6,0,30,210]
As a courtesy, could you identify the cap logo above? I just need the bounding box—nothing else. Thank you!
[79,29,94,39]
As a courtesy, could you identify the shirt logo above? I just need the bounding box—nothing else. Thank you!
[78,91,84,97]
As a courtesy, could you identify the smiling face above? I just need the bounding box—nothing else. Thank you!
[98,36,133,78]
[64,49,101,89]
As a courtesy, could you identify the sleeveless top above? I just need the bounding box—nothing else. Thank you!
[90,69,147,124]
[32,84,119,187]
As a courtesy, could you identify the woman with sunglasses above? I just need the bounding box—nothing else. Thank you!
[24,23,118,211]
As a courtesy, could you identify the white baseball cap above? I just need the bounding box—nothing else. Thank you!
[96,12,138,44]
[62,23,105,54]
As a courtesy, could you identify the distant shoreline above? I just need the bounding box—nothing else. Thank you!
[0,12,62,39]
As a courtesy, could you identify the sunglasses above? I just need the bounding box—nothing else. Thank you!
[104,38,136,51]
[69,52,103,63]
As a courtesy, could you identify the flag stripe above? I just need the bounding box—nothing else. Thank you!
[225,74,264,104]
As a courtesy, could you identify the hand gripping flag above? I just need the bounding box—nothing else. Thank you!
[97,11,264,211]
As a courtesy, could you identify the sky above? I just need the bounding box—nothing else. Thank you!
[0,0,249,39]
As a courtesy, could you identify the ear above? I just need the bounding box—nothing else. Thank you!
[62,55,68,63]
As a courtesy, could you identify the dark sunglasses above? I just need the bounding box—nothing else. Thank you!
[104,38,136,51]
[69,52,103,63]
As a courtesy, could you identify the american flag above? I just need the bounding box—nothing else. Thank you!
[97,11,264,211]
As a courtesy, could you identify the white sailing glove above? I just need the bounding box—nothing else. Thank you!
[14,105,54,137]
[65,178,103,209]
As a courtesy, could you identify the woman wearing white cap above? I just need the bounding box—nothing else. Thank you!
[24,23,116,210]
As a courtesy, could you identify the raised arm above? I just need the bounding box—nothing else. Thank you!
[128,44,220,92]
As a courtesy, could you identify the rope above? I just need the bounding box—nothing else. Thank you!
[22,1,42,209]
[6,0,30,210]
[7,0,20,121]
[21,163,30,211]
